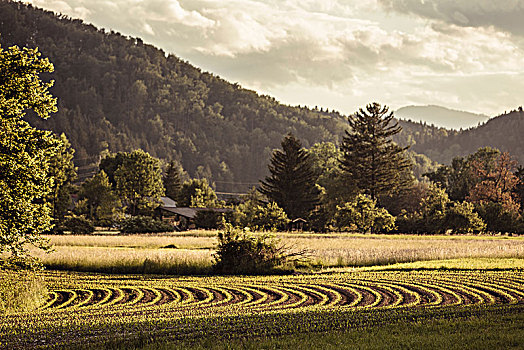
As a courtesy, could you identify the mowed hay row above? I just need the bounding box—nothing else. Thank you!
[34,271,524,314]
[3,270,523,350]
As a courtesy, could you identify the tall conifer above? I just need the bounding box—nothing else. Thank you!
[259,133,319,219]
[164,161,183,201]
[340,103,413,200]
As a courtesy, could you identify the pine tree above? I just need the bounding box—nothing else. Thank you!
[164,161,183,201]
[340,103,413,201]
[259,133,319,219]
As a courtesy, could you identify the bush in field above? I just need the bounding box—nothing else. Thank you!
[63,216,95,234]
[0,272,47,314]
[334,194,395,233]
[213,224,305,274]
[120,216,174,234]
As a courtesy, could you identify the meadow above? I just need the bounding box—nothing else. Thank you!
[32,231,524,274]
[2,232,523,349]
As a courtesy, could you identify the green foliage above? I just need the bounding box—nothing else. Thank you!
[445,202,486,234]
[79,170,122,224]
[194,210,224,230]
[475,202,520,233]
[163,161,183,201]
[178,178,220,207]
[396,186,486,234]
[334,194,396,233]
[0,44,60,263]
[114,150,164,215]
[0,272,47,314]
[340,103,413,201]
[250,202,290,232]
[308,142,356,226]
[425,147,501,201]
[120,216,175,234]
[47,133,76,220]
[419,186,450,234]
[259,133,320,219]
[62,216,95,235]
[213,224,294,274]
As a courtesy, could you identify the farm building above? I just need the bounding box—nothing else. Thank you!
[156,197,232,229]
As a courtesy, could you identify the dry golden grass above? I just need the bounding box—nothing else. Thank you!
[45,234,215,249]
[34,232,524,273]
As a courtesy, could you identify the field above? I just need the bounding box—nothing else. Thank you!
[31,232,524,274]
[2,233,524,349]
[1,267,523,349]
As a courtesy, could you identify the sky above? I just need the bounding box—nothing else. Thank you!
[27,0,524,117]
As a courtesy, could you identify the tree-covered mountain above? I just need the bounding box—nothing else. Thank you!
[1,0,351,192]
[410,108,524,165]
[1,1,521,192]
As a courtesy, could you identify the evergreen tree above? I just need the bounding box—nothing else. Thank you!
[259,133,319,219]
[340,103,413,201]
[164,161,183,201]
[47,133,77,220]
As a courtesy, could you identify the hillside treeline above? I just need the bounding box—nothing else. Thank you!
[0,0,445,191]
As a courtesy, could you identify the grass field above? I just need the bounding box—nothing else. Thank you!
[2,233,523,349]
[1,263,523,349]
[33,232,524,274]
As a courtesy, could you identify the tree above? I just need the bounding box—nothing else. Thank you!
[178,178,220,207]
[514,166,524,211]
[0,45,60,265]
[425,147,501,201]
[334,194,396,233]
[78,170,121,223]
[467,152,521,213]
[114,150,164,215]
[163,160,183,201]
[259,133,320,219]
[47,133,76,220]
[340,103,413,201]
[99,151,127,187]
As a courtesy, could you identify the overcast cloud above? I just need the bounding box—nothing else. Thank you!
[27,0,524,116]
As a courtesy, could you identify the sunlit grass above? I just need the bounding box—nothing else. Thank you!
[35,232,524,274]
[0,271,47,314]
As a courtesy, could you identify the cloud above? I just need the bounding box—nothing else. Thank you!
[379,0,524,36]
[26,0,524,115]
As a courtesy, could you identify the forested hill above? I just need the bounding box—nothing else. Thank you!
[411,108,524,165]
[0,0,349,191]
[1,1,521,191]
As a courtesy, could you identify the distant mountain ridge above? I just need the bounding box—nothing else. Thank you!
[411,108,524,165]
[396,105,490,130]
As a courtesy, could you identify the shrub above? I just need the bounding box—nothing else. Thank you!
[0,271,47,314]
[120,216,175,234]
[213,224,306,274]
[63,216,95,234]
